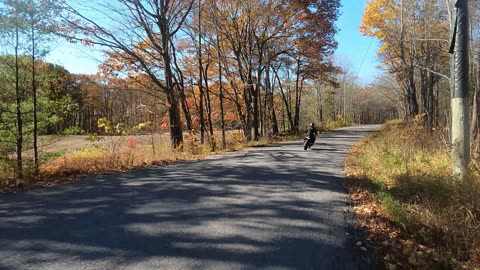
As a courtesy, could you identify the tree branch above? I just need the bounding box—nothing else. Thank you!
[417,65,450,81]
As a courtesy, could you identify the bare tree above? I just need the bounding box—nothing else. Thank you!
[59,0,195,147]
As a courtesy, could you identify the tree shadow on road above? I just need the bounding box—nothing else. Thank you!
[0,127,381,270]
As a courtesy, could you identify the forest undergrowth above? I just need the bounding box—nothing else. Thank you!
[345,120,480,270]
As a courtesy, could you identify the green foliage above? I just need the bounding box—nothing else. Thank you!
[0,50,80,181]
[40,149,66,163]
[97,117,112,133]
[62,126,86,135]
[377,191,409,230]
[132,121,152,132]
[0,93,69,151]
[0,55,79,136]
[98,117,134,136]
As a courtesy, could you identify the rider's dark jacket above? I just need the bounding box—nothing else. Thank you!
[307,126,317,139]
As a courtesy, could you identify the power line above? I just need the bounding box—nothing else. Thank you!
[356,36,375,80]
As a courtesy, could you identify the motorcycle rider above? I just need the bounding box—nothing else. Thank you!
[306,122,317,144]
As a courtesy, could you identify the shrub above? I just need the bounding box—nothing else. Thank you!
[62,126,86,135]
[85,133,103,142]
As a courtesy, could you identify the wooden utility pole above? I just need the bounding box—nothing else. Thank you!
[449,0,470,177]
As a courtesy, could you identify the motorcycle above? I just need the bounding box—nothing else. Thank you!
[303,134,315,150]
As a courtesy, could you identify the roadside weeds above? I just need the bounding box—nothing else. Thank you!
[344,121,480,270]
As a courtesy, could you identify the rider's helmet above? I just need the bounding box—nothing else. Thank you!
[309,122,315,128]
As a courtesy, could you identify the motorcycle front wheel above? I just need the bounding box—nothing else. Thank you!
[303,140,309,150]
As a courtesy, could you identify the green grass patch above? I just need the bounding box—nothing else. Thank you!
[377,191,410,230]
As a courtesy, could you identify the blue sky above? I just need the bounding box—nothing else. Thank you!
[45,40,105,75]
[334,0,381,84]
[46,0,382,84]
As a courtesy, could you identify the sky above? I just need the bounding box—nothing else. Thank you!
[334,0,382,84]
[45,40,105,75]
[46,0,382,85]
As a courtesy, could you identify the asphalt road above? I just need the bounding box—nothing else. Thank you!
[0,125,380,270]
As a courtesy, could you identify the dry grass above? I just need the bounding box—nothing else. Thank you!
[0,158,15,187]
[39,140,176,177]
[0,129,300,192]
[345,120,480,269]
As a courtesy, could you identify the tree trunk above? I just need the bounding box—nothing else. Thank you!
[243,80,253,141]
[253,83,259,141]
[167,91,183,148]
[427,73,436,126]
[266,65,278,135]
[203,61,215,150]
[420,69,428,118]
[171,44,192,130]
[31,18,38,174]
[161,18,183,147]
[15,24,23,183]
[198,0,206,143]
[229,80,249,141]
[293,59,302,131]
[274,68,294,130]
[163,57,183,147]
[408,69,419,116]
[214,8,226,149]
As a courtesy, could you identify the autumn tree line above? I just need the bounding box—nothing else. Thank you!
[361,1,480,142]
[58,0,349,147]
[1,0,398,180]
